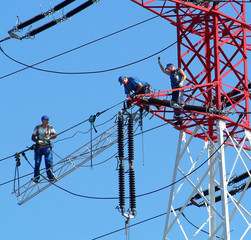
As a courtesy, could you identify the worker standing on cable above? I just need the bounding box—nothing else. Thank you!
[31,115,57,183]
[158,57,186,119]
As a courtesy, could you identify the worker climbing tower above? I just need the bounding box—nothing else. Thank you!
[130,0,251,239]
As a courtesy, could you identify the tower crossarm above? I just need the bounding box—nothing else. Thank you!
[129,91,251,149]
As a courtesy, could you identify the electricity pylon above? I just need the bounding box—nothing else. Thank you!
[130,0,251,239]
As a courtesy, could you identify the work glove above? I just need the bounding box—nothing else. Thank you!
[178,82,183,88]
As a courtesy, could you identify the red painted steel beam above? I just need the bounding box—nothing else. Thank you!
[130,0,251,146]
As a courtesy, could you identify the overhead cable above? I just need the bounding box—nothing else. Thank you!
[91,212,167,240]
[52,100,124,138]
[0,2,249,79]
[1,0,98,42]
[11,114,244,200]
[0,114,246,206]
[92,206,217,240]
[0,10,173,79]
[53,114,117,144]
[0,4,217,77]
[0,121,168,189]
[11,0,76,31]
[136,113,244,198]
[0,100,124,162]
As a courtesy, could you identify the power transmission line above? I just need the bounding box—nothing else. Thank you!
[0,3,220,78]
[0,12,166,79]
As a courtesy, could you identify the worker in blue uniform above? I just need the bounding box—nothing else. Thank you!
[31,115,57,183]
[118,76,153,111]
[158,57,186,119]
[118,76,152,98]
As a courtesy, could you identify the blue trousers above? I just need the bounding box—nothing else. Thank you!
[172,88,184,118]
[138,84,152,94]
[34,147,54,179]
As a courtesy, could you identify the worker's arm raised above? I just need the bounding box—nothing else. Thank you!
[158,57,171,76]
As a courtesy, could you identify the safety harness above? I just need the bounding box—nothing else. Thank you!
[36,125,52,149]
[170,68,182,88]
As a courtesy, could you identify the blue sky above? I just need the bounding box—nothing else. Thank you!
[0,1,251,240]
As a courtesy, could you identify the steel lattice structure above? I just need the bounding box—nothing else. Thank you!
[130,0,251,146]
[13,124,120,205]
[129,0,251,239]
[10,1,251,238]
[13,109,144,205]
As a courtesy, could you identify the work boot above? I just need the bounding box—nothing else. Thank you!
[32,177,39,183]
[174,120,183,126]
[49,177,57,183]
[174,114,183,119]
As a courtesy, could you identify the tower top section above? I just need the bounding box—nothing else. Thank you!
[130,0,251,148]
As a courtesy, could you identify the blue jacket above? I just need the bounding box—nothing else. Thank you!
[124,77,148,94]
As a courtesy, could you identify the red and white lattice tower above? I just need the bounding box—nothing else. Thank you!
[129,1,251,239]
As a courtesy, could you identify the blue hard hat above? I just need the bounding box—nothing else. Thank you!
[118,76,125,85]
[41,115,49,121]
[166,63,174,69]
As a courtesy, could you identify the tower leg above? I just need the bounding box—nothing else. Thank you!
[208,140,216,240]
[162,121,251,239]
[216,120,230,240]
[162,130,184,240]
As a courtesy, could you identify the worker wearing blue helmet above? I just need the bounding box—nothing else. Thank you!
[158,57,186,119]
[31,115,57,183]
